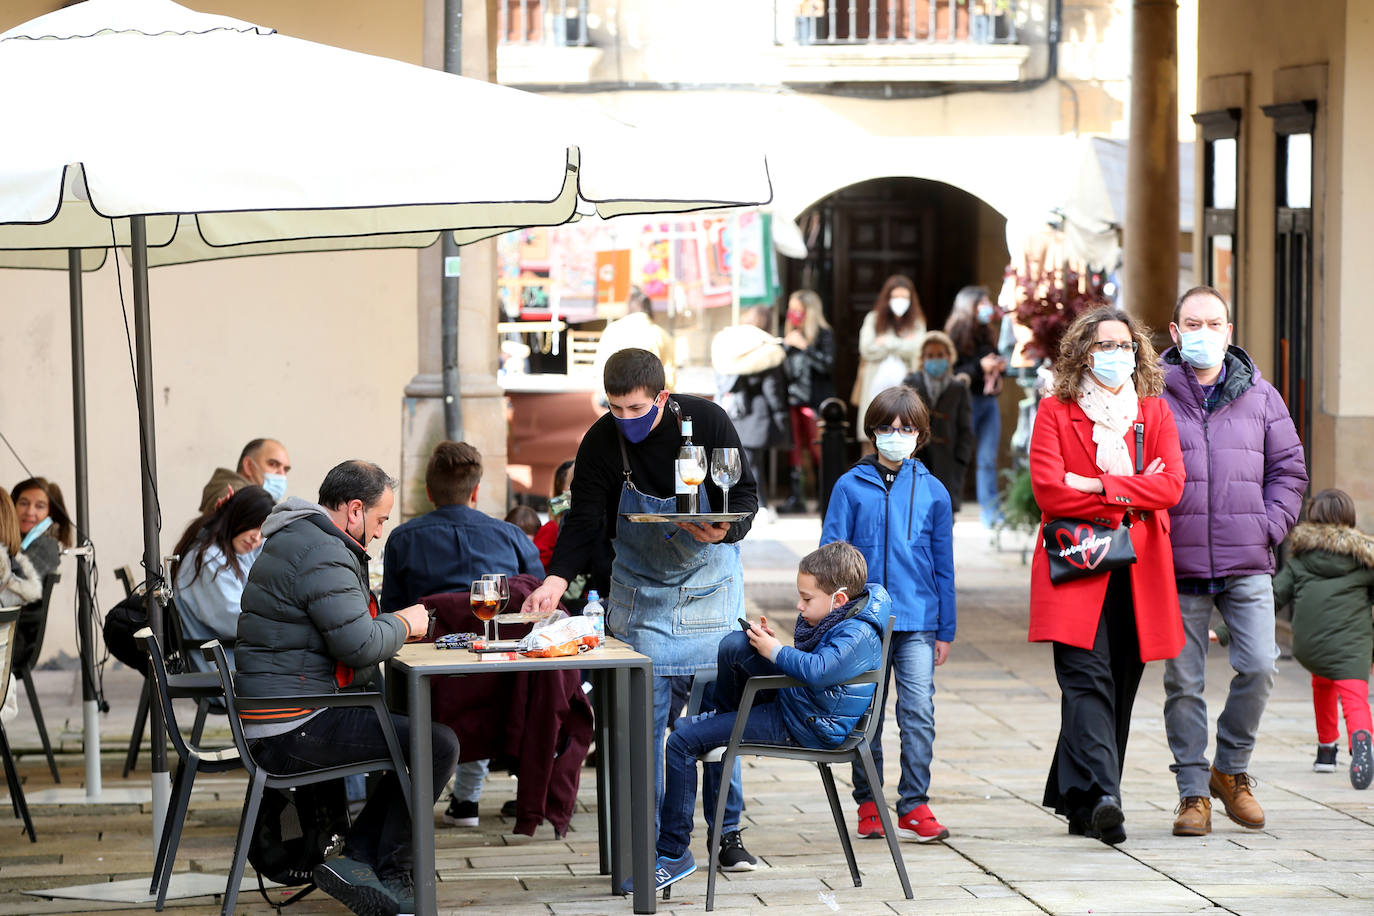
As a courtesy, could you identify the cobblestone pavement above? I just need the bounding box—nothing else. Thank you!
[4,511,1374,914]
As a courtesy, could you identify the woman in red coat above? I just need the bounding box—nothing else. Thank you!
[1029,307,1185,845]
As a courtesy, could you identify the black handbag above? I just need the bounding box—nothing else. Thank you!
[1042,421,1144,585]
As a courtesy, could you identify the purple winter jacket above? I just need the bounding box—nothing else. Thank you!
[1160,345,1308,579]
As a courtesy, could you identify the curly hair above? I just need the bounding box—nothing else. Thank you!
[1050,307,1164,402]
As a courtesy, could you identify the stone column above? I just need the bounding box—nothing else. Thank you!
[403,0,506,520]
[1123,0,1179,334]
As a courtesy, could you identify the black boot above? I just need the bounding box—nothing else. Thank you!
[778,468,807,514]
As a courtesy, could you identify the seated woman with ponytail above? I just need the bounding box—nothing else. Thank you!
[171,485,275,673]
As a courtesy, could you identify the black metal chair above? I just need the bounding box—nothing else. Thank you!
[136,627,240,911]
[1,605,36,842]
[200,639,412,916]
[692,616,911,911]
[123,595,219,778]
[11,573,62,783]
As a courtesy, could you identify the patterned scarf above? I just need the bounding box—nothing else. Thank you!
[793,593,865,653]
[1076,375,1138,475]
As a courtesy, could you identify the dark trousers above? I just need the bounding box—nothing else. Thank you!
[1043,570,1144,816]
[251,708,460,879]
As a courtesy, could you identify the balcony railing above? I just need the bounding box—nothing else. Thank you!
[499,0,589,47]
[779,0,1025,46]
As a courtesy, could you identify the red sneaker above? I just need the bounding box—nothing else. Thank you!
[895,804,949,842]
[856,801,885,839]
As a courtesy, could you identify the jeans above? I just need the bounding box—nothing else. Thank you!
[1312,675,1373,748]
[851,630,936,816]
[452,759,490,803]
[1163,574,1278,797]
[971,393,1002,525]
[251,707,459,879]
[653,673,743,838]
[658,634,795,858]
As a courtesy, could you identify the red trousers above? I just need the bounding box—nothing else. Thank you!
[789,405,820,469]
[1312,674,1373,748]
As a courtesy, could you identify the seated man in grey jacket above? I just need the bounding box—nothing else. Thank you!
[236,460,457,916]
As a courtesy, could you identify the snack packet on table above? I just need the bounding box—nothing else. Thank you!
[518,614,599,657]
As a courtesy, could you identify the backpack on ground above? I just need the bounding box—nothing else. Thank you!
[248,779,351,906]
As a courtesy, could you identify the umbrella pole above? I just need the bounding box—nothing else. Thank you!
[441,0,464,441]
[129,217,171,839]
[68,249,102,800]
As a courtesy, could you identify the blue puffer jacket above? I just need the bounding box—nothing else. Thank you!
[775,585,887,749]
[821,458,956,641]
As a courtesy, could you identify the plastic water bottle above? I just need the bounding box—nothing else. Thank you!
[584,589,605,644]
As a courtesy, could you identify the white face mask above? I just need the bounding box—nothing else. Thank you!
[1178,328,1228,370]
[888,296,911,318]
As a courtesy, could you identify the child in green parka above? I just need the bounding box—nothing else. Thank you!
[1273,488,1374,789]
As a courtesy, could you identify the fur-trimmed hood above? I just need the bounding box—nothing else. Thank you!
[1288,522,1374,569]
[711,324,786,376]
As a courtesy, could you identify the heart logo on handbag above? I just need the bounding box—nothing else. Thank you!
[1054,524,1113,571]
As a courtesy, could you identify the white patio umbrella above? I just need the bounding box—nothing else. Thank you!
[0,0,770,864]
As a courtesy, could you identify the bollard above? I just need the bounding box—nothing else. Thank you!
[817,397,850,521]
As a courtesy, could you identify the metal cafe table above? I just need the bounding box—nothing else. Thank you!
[388,637,657,913]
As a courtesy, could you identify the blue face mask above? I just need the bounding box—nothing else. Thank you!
[976,304,995,324]
[1090,350,1136,389]
[20,515,53,551]
[924,358,949,377]
[1178,328,1227,370]
[612,398,661,444]
[262,473,288,502]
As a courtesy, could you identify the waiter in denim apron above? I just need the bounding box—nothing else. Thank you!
[525,348,761,867]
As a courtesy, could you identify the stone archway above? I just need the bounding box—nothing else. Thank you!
[782,177,1010,414]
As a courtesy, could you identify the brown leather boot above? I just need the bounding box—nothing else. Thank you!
[1209,766,1265,828]
[1172,796,1211,836]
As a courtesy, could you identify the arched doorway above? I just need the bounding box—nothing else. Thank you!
[784,177,1010,415]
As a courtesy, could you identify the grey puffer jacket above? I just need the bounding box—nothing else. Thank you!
[236,498,408,724]
[1160,345,1308,579]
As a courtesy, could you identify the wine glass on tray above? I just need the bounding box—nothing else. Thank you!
[470,579,499,643]
[710,448,742,513]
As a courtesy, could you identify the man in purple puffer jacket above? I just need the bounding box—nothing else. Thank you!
[1160,287,1308,838]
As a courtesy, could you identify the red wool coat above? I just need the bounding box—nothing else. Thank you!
[1027,394,1186,662]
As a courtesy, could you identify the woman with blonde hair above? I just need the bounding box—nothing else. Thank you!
[1028,307,1185,845]
[853,275,926,439]
[0,490,42,608]
[780,289,835,512]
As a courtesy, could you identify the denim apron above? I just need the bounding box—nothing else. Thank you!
[606,416,742,676]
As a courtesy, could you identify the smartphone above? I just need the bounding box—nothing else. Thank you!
[738,617,751,631]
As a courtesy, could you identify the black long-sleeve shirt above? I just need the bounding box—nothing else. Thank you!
[547,394,758,583]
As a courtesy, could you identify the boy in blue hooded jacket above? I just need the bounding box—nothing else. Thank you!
[822,384,957,842]
[633,541,885,893]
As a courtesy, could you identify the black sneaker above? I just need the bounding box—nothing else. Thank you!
[501,798,518,818]
[442,797,479,827]
[1351,730,1373,790]
[312,856,400,916]
[717,828,758,871]
[1314,743,1338,773]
